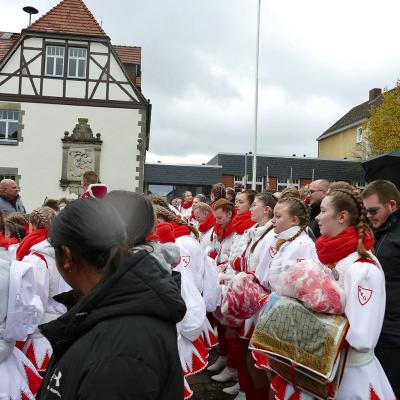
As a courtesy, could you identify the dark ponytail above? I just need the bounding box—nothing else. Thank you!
[49,198,128,278]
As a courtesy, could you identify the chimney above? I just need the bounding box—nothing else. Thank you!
[369,88,382,102]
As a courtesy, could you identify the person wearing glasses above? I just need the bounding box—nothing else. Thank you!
[307,179,329,239]
[362,180,400,398]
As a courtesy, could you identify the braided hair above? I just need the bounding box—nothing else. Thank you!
[275,196,310,250]
[211,183,226,204]
[6,212,29,226]
[153,205,199,240]
[4,221,26,242]
[147,194,170,210]
[249,192,277,253]
[29,206,57,230]
[327,188,372,259]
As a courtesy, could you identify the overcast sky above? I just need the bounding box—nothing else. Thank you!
[2,0,400,164]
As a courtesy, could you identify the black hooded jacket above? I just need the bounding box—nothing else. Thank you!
[36,250,186,400]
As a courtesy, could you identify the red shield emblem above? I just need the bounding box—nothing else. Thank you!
[358,286,373,305]
[269,246,277,257]
[181,256,191,267]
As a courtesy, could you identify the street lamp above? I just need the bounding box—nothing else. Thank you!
[252,0,261,190]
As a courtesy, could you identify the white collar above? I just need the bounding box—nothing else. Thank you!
[275,226,301,240]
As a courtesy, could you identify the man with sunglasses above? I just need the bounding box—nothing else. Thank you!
[362,179,400,397]
[307,179,329,238]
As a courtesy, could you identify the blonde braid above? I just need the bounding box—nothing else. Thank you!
[5,212,29,226]
[153,205,200,240]
[329,189,372,259]
[275,197,309,251]
[29,207,56,230]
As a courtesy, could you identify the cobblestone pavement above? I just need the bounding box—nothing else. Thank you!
[188,349,234,400]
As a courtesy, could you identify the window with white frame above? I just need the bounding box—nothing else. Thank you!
[0,111,18,141]
[353,181,366,189]
[46,46,65,77]
[0,168,19,184]
[68,47,87,78]
[277,178,300,191]
[356,127,363,143]
[234,176,243,183]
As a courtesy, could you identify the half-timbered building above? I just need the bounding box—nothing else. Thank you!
[0,0,150,210]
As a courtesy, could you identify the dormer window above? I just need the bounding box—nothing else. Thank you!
[68,47,87,78]
[45,46,64,76]
[356,127,363,143]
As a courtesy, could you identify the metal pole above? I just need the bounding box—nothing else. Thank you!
[244,153,248,188]
[252,0,261,190]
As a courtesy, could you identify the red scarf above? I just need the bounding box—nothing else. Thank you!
[16,229,48,261]
[214,220,235,242]
[316,226,374,265]
[181,200,193,209]
[0,234,18,249]
[232,210,254,234]
[169,221,191,239]
[198,213,216,233]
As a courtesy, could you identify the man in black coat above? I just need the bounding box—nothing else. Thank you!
[362,180,400,397]
[307,179,329,239]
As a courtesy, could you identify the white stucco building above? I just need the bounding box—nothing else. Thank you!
[0,0,150,211]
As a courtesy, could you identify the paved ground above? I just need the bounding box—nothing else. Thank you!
[188,349,234,400]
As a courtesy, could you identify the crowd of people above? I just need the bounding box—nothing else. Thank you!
[0,173,399,400]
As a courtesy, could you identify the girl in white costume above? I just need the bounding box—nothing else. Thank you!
[12,207,70,373]
[194,202,215,251]
[269,189,395,399]
[0,257,42,400]
[152,206,210,397]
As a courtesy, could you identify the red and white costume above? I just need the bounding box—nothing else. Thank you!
[180,201,193,220]
[0,258,42,399]
[197,213,216,251]
[255,226,317,289]
[10,231,70,373]
[270,227,395,400]
[236,222,274,340]
[80,183,108,199]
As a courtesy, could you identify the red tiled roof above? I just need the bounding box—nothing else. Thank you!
[27,0,107,37]
[113,45,141,64]
[0,33,20,63]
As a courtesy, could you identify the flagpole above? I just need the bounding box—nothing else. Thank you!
[252,0,261,190]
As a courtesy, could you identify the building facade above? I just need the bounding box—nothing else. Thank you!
[144,153,366,198]
[317,88,382,160]
[0,0,150,210]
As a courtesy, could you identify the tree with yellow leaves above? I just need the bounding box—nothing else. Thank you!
[367,85,400,155]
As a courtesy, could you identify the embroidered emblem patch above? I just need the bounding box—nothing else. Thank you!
[269,246,277,257]
[358,285,373,305]
[181,256,191,267]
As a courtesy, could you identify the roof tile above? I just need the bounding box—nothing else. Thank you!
[113,45,141,64]
[27,0,107,37]
[0,33,20,63]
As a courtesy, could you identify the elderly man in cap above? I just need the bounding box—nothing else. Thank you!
[0,179,26,215]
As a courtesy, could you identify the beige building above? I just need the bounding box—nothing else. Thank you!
[317,88,382,160]
[0,0,150,210]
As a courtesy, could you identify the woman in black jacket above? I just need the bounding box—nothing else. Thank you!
[37,198,186,400]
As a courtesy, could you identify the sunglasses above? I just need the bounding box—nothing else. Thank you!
[366,207,380,216]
